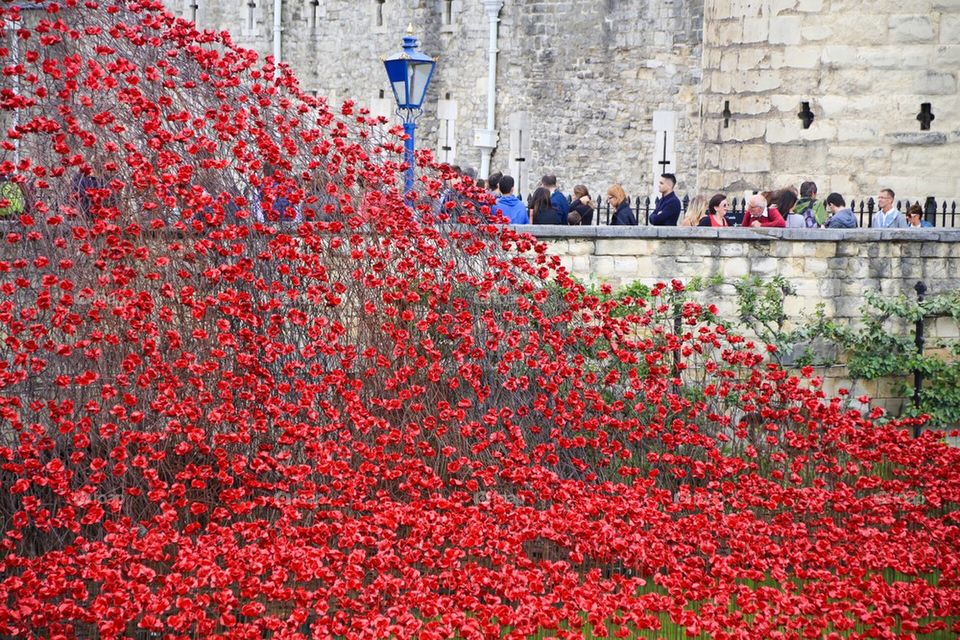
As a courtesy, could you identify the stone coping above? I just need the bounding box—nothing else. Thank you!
[522,226,960,242]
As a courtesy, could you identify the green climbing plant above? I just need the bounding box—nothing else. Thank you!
[603,276,960,429]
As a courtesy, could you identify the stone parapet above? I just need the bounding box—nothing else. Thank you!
[527,226,960,326]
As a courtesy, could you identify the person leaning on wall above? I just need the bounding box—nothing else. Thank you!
[567,185,595,226]
[606,184,637,226]
[680,194,707,227]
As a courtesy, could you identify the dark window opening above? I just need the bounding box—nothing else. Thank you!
[918,103,934,131]
[246,1,256,32]
[376,0,385,27]
[798,101,814,129]
[443,0,453,26]
[721,100,731,128]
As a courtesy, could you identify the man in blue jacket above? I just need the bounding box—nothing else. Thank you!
[824,192,857,228]
[492,175,528,224]
[541,174,569,224]
[650,173,681,226]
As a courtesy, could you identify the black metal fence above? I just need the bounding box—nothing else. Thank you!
[575,194,960,228]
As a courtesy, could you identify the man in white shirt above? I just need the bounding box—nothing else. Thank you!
[870,188,907,228]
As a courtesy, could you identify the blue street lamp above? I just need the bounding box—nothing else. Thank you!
[382,28,436,197]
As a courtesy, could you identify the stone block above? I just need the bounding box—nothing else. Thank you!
[736,95,772,115]
[750,256,778,274]
[737,71,783,92]
[815,242,838,258]
[890,15,936,43]
[921,242,948,258]
[738,47,769,70]
[739,144,772,172]
[722,257,750,277]
[567,240,596,256]
[571,255,591,274]
[941,15,960,44]
[933,316,960,339]
[804,257,829,273]
[783,295,810,318]
[818,95,852,118]
[741,16,769,43]
[613,257,639,275]
[823,14,889,41]
[716,20,744,44]
[858,44,933,69]
[796,0,825,10]
[731,118,766,141]
[765,119,798,144]
[790,242,817,258]
[797,122,837,142]
[769,16,802,44]
[636,256,655,276]
[720,243,747,256]
[836,121,880,142]
[709,71,733,94]
[543,240,567,255]
[898,256,923,278]
[799,23,830,42]
[652,240,689,256]
[781,46,820,69]
[913,71,957,95]
[819,45,858,66]
[689,242,721,257]
[934,44,960,67]
[720,50,739,73]
[594,256,615,277]
[595,239,654,256]
[922,258,947,278]
[835,296,864,317]
[771,0,797,13]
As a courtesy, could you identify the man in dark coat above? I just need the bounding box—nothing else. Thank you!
[649,173,681,226]
[541,174,569,224]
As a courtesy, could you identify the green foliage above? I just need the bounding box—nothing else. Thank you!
[841,289,960,427]
[605,277,960,429]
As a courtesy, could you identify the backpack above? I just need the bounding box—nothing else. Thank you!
[0,182,25,218]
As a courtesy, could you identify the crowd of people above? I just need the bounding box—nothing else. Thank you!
[686,182,929,230]
[441,165,934,230]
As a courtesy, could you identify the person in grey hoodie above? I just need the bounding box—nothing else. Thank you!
[824,192,858,229]
[491,175,528,224]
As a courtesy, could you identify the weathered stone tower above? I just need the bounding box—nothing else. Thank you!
[698,0,960,201]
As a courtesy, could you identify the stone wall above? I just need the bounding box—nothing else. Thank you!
[533,225,960,322]
[163,0,704,200]
[699,0,960,200]
[160,1,960,204]
[532,225,960,416]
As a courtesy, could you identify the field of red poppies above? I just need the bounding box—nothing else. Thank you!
[0,2,958,638]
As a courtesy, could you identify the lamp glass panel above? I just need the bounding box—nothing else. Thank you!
[407,61,434,108]
[391,80,407,107]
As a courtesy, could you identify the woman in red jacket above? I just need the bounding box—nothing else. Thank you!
[698,193,729,227]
